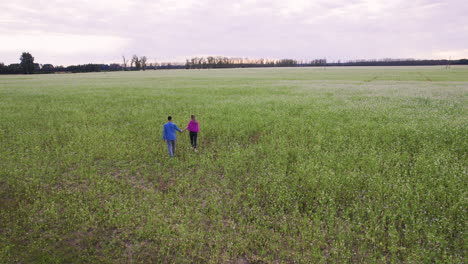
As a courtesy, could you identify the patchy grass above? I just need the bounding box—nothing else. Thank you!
[1,66,467,263]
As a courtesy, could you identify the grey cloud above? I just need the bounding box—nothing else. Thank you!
[1,0,467,65]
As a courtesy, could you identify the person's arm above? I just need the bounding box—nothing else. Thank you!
[175,125,182,133]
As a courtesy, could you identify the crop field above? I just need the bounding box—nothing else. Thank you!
[0,66,467,263]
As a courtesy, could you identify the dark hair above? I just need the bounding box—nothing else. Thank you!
[168,116,172,120]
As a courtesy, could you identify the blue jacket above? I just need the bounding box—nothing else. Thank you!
[162,122,182,140]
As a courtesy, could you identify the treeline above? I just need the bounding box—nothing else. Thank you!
[1,52,467,74]
[184,57,316,69]
[328,58,468,67]
[0,62,124,74]
[0,52,185,74]
[0,63,185,74]
[184,57,468,68]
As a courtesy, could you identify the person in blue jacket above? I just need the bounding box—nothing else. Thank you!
[162,116,183,157]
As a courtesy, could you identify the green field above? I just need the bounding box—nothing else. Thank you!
[1,66,467,263]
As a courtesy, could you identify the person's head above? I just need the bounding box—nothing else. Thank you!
[168,116,172,121]
[191,115,196,121]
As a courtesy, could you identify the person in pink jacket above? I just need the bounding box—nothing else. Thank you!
[185,115,199,152]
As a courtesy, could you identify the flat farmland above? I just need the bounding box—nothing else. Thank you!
[1,66,466,263]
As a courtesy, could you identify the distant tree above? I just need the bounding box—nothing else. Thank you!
[109,63,122,71]
[207,56,215,67]
[8,64,21,74]
[122,55,128,71]
[276,59,297,67]
[140,56,147,71]
[65,63,102,73]
[54,65,65,72]
[132,55,141,70]
[41,64,54,73]
[130,55,136,70]
[20,52,35,74]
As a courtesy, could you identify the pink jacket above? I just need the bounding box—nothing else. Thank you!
[187,120,199,132]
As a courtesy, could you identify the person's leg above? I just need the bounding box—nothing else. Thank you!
[167,140,173,157]
[193,132,198,149]
[190,132,195,148]
[172,140,176,156]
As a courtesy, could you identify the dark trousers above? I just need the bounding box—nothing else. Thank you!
[189,132,198,148]
[166,140,176,157]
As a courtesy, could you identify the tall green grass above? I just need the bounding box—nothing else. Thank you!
[1,66,467,263]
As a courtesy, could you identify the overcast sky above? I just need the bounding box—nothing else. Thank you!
[1,0,467,66]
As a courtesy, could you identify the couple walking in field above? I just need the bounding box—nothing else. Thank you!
[162,115,199,157]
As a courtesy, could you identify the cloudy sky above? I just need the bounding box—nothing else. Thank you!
[1,0,467,66]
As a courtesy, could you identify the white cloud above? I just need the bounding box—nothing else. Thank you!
[432,49,468,59]
[0,31,129,54]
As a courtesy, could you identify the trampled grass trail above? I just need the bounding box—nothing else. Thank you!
[1,66,467,263]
